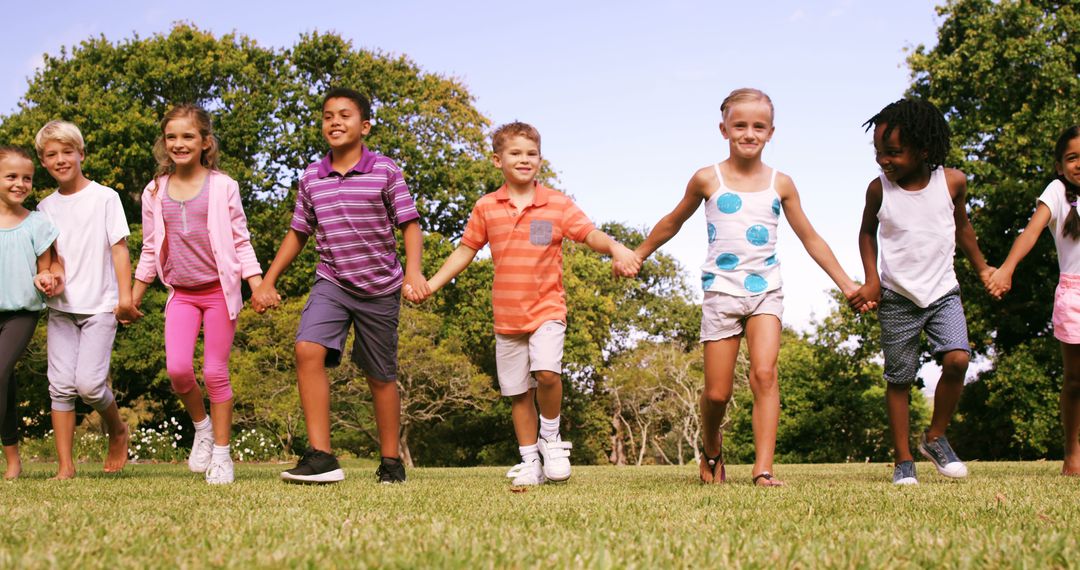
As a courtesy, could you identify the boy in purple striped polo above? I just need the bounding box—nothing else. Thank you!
[253,87,428,484]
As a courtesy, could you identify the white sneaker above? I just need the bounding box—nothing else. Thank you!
[537,435,572,482]
[188,430,214,473]
[205,455,234,485]
[506,459,545,486]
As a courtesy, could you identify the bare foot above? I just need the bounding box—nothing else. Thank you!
[3,462,21,480]
[752,472,786,487]
[50,467,76,480]
[1062,457,1080,476]
[699,455,725,484]
[104,423,130,473]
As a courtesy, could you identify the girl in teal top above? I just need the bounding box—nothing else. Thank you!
[0,146,60,479]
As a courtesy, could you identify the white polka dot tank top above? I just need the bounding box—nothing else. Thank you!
[700,164,782,296]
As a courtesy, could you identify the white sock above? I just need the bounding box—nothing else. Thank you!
[539,415,560,441]
[212,444,230,460]
[193,416,211,433]
[519,444,540,464]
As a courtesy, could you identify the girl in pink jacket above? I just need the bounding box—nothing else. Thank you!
[132,104,263,485]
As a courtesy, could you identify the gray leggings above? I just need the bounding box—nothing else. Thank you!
[0,311,40,446]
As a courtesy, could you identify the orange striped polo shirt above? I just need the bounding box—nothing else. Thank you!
[461,183,596,334]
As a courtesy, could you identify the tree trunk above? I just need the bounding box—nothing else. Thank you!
[609,409,626,465]
[399,428,414,468]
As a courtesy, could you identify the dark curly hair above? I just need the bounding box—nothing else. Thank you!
[863,99,951,173]
[1054,125,1080,240]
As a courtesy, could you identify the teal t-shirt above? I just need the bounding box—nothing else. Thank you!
[0,211,59,311]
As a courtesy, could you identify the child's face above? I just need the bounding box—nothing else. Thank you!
[1057,136,1080,187]
[0,155,34,209]
[719,101,774,159]
[322,97,371,151]
[39,140,84,186]
[164,116,211,170]
[873,124,927,184]
[492,135,541,187]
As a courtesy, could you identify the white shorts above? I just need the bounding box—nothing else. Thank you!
[494,320,565,396]
[700,288,784,342]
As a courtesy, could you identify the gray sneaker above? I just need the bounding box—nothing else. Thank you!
[893,460,918,485]
[918,433,968,478]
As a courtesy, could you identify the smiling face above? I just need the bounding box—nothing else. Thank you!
[0,154,34,210]
[163,115,211,170]
[39,140,84,187]
[322,97,371,152]
[1057,136,1080,188]
[492,135,541,187]
[719,100,775,160]
[873,123,928,185]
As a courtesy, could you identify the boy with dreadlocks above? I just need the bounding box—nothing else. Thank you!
[848,99,994,485]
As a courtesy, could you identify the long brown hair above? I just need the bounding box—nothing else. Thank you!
[150,104,220,196]
[1056,125,1080,240]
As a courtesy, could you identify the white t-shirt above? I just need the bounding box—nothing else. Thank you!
[37,182,131,314]
[1038,179,1080,275]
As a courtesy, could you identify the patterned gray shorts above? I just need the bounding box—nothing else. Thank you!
[878,287,970,384]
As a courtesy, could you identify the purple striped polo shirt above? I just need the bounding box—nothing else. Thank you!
[290,146,420,298]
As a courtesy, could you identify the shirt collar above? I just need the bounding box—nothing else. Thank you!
[494,181,550,207]
[316,145,375,178]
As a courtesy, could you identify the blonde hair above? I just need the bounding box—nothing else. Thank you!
[720,88,774,121]
[34,120,85,157]
[492,121,541,153]
[151,104,221,195]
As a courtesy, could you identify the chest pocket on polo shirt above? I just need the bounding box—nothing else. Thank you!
[530,220,553,246]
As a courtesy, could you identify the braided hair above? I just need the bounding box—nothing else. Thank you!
[863,99,950,173]
[1055,125,1080,240]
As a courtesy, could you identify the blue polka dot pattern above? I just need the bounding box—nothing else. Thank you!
[765,254,778,266]
[772,198,781,217]
[744,274,768,293]
[746,225,769,246]
[707,223,716,243]
[717,193,742,214]
[715,253,739,271]
[701,272,715,290]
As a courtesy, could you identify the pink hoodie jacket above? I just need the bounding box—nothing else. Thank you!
[135,171,261,320]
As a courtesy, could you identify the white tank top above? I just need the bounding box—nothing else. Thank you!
[700,164,782,296]
[878,167,958,307]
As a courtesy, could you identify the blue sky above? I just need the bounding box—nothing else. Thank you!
[1,0,943,331]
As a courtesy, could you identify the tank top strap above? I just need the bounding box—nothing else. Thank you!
[769,168,778,190]
[712,163,724,189]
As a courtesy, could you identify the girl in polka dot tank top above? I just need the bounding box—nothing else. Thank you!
[632,88,867,487]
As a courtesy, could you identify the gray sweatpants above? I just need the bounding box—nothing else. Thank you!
[47,310,117,412]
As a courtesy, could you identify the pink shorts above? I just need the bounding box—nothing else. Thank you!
[1053,273,1080,344]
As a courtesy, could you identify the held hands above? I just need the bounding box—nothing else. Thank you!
[114,301,144,325]
[985,267,1011,300]
[34,271,64,297]
[402,271,431,304]
[611,243,642,278]
[251,282,282,314]
[846,281,880,314]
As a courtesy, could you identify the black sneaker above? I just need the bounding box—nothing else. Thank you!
[376,456,406,484]
[280,449,345,484]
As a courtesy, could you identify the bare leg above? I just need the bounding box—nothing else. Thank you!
[210,399,233,446]
[510,389,539,446]
[925,350,969,440]
[744,315,783,485]
[3,444,20,480]
[699,336,740,483]
[295,342,332,453]
[1061,343,1080,475]
[367,378,401,458]
[51,409,76,479]
[534,371,562,421]
[101,401,129,472]
[177,386,208,424]
[887,383,914,463]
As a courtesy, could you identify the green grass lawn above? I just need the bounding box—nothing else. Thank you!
[0,460,1077,568]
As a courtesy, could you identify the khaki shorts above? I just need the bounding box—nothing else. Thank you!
[495,320,565,396]
[700,288,784,342]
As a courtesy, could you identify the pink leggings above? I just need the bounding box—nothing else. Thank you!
[165,283,236,403]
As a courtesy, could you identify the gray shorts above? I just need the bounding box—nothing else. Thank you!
[879,287,970,384]
[47,310,118,412]
[699,288,784,342]
[295,279,400,381]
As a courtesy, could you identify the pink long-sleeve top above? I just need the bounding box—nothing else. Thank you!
[135,171,262,320]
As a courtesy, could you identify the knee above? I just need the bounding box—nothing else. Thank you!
[166,358,196,383]
[533,371,561,388]
[748,365,778,393]
[76,380,111,408]
[1063,371,1080,397]
[295,342,326,365]
[702,386,732,407]
[940,351,970,378]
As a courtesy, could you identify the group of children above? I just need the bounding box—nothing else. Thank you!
[1,85,1078,487]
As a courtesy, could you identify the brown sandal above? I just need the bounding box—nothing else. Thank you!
[752,472,785,487]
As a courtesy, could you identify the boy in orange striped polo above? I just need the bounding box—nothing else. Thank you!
[409,122,640,485]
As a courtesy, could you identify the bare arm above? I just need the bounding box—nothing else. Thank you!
[112,239,142,323]
[948,169,994,283]
[399,220,430,302]
[635,167,710,260]
[849,179,883,310]
[426,244,479,294]
[583,230,641,277]
[252,229,309,313]
[987,203,1052,298]
[777,174,858,295]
